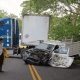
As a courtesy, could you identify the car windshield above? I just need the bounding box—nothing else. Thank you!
[59,47,68,54]
[54,46,68,54]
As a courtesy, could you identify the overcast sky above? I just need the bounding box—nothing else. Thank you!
[0,0,25,17]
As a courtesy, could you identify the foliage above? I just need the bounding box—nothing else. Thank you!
[21,0,56,15]
[8,13,18,18]
[49,15,80,41]
[0,10,8,18]
[21,0,80,41]
[21,0,79,14]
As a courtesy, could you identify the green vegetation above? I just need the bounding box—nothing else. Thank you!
[49,15,80,41]
[21,0,56,14]
[0,10,8,18]
[74,59,80,64]
[21,0,80,41]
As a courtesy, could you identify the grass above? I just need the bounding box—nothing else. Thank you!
[73,60,80,64]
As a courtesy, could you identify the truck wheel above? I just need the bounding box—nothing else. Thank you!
[20,48,26,58]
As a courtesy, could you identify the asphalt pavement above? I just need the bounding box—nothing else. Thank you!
[0,58,32,80]
[0,50,80,80]
[35,64,80,80]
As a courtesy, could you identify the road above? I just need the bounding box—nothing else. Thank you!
[0,50,80,80]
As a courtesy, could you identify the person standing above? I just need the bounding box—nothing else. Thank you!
[0,38,4,72]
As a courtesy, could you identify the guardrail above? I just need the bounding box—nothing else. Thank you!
[65,41,80,56]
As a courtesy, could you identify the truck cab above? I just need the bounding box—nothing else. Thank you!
[0,18,19,48]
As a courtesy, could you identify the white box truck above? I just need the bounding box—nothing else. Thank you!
[21,15,49,46]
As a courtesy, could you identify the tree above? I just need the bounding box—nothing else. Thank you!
[21,0,80,41]
[8,13,18,18]
[21,0,56,15]
[21,0,79,15]
[0,10,8,18]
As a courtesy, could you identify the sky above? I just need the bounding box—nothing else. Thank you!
[0,0,25,17]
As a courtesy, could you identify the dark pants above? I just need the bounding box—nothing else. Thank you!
[0,53,4,71]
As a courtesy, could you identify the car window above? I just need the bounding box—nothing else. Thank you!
[54,46,68,54]
[59,47,68,54]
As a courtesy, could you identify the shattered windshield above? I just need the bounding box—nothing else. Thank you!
[54,46,68,54]
[59,47,68,54]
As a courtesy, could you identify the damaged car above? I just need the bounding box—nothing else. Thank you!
[21,43,74,68]
[22,43,54,65]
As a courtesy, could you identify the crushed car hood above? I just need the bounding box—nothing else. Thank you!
[49,53,74,68]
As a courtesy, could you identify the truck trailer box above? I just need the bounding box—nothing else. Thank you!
[21,15,49,46]
[0,18,19,48]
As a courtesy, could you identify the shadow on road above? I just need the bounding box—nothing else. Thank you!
[70,63,80,69]
[25,63,80,69]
